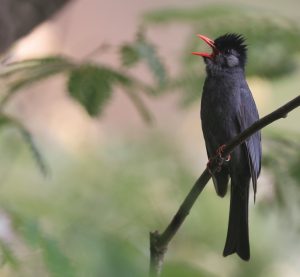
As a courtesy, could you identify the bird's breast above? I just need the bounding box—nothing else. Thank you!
[201,77,241,142]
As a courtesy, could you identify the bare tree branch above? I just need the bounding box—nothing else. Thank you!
[149,95,300,277]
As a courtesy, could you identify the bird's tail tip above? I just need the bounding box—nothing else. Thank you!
[223,246,250,261]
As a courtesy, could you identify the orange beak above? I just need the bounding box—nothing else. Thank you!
[192,34,218,59]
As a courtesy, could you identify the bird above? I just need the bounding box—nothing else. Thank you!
[192,33,262,261]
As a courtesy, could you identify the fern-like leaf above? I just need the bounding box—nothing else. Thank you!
[0,114,48,176]
[120,32,167,90]
[0,57,74,107]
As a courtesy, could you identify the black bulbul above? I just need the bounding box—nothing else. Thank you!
[192,33,262,260]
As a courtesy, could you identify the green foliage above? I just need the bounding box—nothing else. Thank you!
[120,30,167,89]
[68,65,115,116]
[135,39,166,88]
[262,132,300,208]
[0,114,13,127]
[0,44,162,175]
[0,41,163,172]
[120,45,140,67]
[0,53,158,120]
[0,56,74,106]
[67,64,155,120]
[0,211,74,276]
[143,5,300,105]
[0,57,73,79]
[98,234,144,277]
[0,47,162,119]
[162,262,215,277]
[15,218,74,277]
[143,5,249,23]
[0,114,48,176]
[19,128,48,176]
[0,241,18,269]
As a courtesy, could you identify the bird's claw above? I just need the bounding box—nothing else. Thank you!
[207,145,231,174]
[216,144,231,163]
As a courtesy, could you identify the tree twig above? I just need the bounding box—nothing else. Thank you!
[149,95,300,276]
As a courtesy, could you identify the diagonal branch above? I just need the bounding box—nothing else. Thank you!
[149,95,300,277]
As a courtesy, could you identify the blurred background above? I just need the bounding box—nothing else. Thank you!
[0,0,299,276]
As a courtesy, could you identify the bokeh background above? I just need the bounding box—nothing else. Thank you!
[0,0,300,276]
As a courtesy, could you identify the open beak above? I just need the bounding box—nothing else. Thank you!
[192,34,218,59]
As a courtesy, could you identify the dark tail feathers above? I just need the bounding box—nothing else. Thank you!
[212,168,229,198]
[223,179,250,261]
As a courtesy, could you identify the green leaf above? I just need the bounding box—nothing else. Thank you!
[0,56,74,107]
[0,114,13,128]
[19,219,74,277]
[19,128,49,177]
[0,114,48,176]
[0,56,73,79]
[135,39,167,88]
[119,32,167,89]
[67,64,135,116]
[120,45,140,67]
[0,241,19,268]
[67,64,155,122]
[68,65,114,116]
[41,237,74,277]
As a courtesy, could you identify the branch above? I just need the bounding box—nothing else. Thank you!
[149,95,300,276]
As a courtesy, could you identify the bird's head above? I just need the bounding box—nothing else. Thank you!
[192,33,247,70]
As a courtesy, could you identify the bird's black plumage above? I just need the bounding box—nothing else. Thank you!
[199,33,261,260]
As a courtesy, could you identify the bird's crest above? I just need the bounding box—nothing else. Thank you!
[214,33,247,57]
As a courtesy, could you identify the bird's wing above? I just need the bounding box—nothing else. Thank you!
[237,88,262,198]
